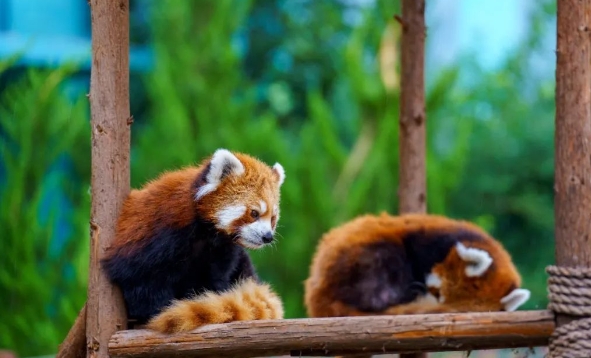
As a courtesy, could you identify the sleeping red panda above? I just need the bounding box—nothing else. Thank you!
[304,213,530,318]
[101,148,286,333]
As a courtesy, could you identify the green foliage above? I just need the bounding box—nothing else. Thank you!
[133,0,489,318]
[0,65,90,356]
[0,0,558,356]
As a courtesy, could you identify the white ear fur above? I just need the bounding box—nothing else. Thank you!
[272,163,285,186]
[455,242,493,277]
[501,288,530,311]
[195,149,245,200]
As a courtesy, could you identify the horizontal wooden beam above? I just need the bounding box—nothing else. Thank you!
[109,310,554,358]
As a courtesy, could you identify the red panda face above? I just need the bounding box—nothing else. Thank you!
[194,149,285,249]
[427,241,530,312]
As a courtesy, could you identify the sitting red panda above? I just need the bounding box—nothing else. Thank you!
[101,149,286,333]
[304,213,530,318]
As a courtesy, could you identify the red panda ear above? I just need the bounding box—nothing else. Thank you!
[455,242,493,277]
[500,288,530,311]
[195,149,245,200]
[272,163,285,186]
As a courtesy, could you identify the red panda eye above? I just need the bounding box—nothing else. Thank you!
[250,210,260,219]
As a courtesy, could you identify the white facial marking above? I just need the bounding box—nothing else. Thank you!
[426,273,442,288]
[259,200,267,215]
[195,149,245,200]
[272,163,285,186]
[455,242,493,277]
[501,288,530,311]
[239,218,274,249]
[216,205,246,230]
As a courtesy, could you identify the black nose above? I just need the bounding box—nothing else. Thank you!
[262,232,274,244]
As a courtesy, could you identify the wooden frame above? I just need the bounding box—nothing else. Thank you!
[56,0,591,357]
[108,311,554,358]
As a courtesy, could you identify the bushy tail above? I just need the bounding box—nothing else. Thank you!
[146,278,284,334]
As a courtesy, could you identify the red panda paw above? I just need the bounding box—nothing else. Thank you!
[147,279,284,334]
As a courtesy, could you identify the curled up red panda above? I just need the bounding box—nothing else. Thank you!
[100,149,286,334]
[304,213,530,318]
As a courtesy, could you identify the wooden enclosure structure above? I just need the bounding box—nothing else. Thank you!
[57,0,591,357]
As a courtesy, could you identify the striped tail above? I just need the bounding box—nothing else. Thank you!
[146,278,284,334]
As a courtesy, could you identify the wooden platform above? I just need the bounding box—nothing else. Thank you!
[109,310,554,358]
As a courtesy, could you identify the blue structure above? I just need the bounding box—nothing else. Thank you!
[0,0,152,70]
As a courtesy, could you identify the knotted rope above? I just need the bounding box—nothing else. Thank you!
[546,265,591,358]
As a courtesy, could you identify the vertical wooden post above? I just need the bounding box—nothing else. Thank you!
[86,1,130,357]
[397,1,427,358]
[553,0,591,327]
[397,0,427,214]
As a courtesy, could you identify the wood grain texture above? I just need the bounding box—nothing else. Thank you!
[86,0,131,357]
[56,304,87,358]
[397,1,427,357]
[554,0,591,274]
[554,0,591,331]
[397,0,427,214]
[108,310,554,358]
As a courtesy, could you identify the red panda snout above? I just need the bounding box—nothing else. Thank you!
[239,218,276,248]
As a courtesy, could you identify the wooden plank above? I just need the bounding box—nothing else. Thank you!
[109,310,554,358]
[554,0,591,332]
[86,0,131,357]
[397,0,427,214]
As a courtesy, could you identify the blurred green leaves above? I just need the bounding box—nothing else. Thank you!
[0,0,557,356]
[0,64,90,356]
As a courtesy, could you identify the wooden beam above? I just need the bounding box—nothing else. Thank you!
[397,1,427,357]
[554,0,591,329]
[397,0,427,214]
[109,311,553,358]
[56,304,87,358]
[86,0,131,357]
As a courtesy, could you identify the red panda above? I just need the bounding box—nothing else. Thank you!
[101,149,286,334]
[304,213,530,318]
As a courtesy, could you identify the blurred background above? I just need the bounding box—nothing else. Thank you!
[0,0,556,357]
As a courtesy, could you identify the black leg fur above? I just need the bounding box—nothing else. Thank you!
[101,219,259,322]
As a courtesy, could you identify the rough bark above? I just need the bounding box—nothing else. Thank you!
[86,0,131,357]
[554,0,591,330]
[56,304,87,358]
[397,0,427,215]
[397,1,427,358]
[108,311,554,358]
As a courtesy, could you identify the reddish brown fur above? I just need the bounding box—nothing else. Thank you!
[147,278,284,334]
[195,153,282,234]
[304,213,525,318]
[106,152,282,256]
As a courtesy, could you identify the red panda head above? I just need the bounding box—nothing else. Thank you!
[426,237,530,312]
[194,149,285,249]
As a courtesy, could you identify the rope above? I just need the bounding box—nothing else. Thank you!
[546,265,591,358]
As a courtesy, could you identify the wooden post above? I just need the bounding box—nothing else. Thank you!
[397,0,427,215]
[397,1,427,357]
[553,0,591,328]
[56,304,87,358]
[86,1,131,357]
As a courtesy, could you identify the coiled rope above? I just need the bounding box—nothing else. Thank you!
[546,265,591,358]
